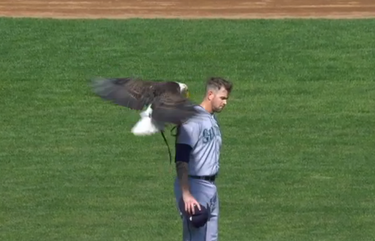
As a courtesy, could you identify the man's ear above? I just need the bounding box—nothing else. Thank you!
[207,90,214,101]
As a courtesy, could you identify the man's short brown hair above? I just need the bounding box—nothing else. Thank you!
[206,77,233,94]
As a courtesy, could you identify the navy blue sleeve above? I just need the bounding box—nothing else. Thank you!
[175,143,192,163]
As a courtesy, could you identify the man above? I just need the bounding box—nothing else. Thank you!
[173,77,233,241]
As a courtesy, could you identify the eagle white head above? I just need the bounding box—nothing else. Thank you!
[176,82,190,98]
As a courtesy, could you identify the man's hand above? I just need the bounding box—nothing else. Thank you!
[176,161,201,215]
[182,192,201,215]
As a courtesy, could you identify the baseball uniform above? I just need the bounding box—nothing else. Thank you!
[174,104,222,241]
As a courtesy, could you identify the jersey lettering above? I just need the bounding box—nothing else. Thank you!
[202,126,221,144]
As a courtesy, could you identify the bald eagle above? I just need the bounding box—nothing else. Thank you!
[91,77,198,136]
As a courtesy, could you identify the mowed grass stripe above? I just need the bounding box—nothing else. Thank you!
[1,18,375,241]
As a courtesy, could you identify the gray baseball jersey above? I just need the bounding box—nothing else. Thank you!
[174,105,222,241]
[175,105,222,176]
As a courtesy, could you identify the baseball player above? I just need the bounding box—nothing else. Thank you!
[173,77,233,241]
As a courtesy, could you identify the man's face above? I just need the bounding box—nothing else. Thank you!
[209,86,229,113]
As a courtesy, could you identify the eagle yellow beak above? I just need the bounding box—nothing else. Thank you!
[185,90,190,98]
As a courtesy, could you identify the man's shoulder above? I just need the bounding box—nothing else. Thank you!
[178,105,209,130]
[179,107,203,129]
[180,118,200,129]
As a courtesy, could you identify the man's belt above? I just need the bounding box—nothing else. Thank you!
[189,174,217,182]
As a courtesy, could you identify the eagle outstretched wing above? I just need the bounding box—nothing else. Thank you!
[92,76,200,125]
[91,77,155,110]
[151,92,198,125]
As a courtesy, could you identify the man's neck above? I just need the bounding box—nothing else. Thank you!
[200,100,213,114]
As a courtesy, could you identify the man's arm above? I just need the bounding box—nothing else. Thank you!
[175,124,201,214]
[176,160,190,197]
[175,143,193,197]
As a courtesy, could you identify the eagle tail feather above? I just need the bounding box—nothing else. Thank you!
[131,108,164,136]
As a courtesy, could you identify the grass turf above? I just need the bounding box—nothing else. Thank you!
[1,18,375,241]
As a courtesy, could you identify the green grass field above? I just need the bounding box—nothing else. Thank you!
[1,18,375,241]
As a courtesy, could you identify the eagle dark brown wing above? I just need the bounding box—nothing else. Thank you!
[92,77,155,110]
[151,91,199,125]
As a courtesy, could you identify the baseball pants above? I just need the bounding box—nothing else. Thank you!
[174,177,219,241]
